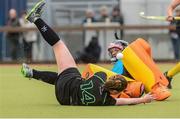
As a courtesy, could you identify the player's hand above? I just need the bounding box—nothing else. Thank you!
[166,16,174,22]
[142,93,154,103]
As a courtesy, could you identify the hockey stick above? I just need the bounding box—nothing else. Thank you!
[139,12,180,21]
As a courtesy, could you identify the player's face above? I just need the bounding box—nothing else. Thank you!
[109,47,121,58]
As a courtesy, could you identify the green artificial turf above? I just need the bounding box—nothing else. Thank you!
[0,63,180,118]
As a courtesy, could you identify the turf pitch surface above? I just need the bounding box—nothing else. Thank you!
[0,63,180,118]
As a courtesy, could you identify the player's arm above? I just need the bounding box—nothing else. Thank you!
[115,93,154,105]
[167,0,180,21]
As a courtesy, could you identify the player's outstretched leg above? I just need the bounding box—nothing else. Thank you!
[21,63,58,85]
[164,62,180,89]
[21,63,33,78]
[26,0,77,73]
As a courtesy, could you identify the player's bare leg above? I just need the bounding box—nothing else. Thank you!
[26,0,77,73]
[52,41,77,73]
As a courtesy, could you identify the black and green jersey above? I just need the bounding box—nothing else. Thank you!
[79,72,116,106]
[56,68,116,105]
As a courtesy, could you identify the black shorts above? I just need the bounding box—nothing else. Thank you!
[55,68,82,105]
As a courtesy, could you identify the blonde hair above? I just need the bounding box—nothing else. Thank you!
[104,75,127,92]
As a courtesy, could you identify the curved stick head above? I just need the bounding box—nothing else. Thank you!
[114,32,120,40]
[114,32,129,46]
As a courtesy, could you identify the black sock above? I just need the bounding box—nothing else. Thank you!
[33,69,58,85]
[34,18,60,46]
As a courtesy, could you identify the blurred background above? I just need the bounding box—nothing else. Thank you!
[0,0,179,63]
